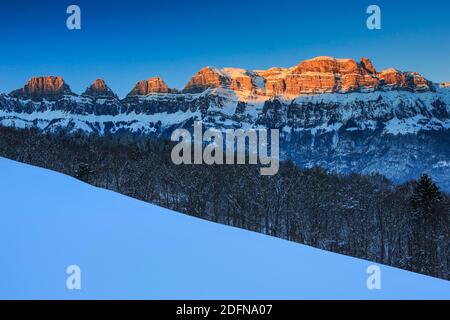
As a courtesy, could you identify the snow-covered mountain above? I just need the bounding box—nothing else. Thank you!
[0,156,449,299]
[0,56,449,190]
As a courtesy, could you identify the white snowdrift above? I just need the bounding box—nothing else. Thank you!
[0,157,448,299]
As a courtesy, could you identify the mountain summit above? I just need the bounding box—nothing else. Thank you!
[9,76,73,101]
[83,79,118,99]
[180,57,433,96]
[182,67,231,94]
[127,77,176,96]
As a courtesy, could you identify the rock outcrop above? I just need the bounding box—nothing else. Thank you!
[128,77,175,96]
[83,79,118,99]
[183,67,230,93]
[182,56,433,96]
[360,57,377,74]
[223,68,256,92]
[9,76,73,101]
[255,68,290,96]
[284,57,381,94]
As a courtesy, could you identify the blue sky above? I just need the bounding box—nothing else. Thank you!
[0,0,449,97]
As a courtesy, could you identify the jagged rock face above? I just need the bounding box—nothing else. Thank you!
[284,57,380,94]
[360,57,377,74]
[222,68,255,92]
[255,68,289,96]
[181,56,432,96]
[129,80,150,96]
[230,75,254,92]
[377,68,408,89]
[146,77,170,94]
[406,72,432,91]
[183,67,230,93]
[377,69,432,92]
[83,79,118,99]
[9,76,73,101]
[220,68,267,95]
[147,77,177,94]
[128,77,174,96]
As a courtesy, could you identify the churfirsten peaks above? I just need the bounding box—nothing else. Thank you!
[83,79,118,99]
[9,76,74,101]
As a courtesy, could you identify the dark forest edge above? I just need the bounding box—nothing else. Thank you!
[0,125,448,280]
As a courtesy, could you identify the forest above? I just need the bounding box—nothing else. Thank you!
[0,125,448,280]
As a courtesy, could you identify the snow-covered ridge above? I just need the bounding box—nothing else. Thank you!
[1,85,449,136]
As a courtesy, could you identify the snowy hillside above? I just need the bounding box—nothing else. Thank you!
[0,157,449,299]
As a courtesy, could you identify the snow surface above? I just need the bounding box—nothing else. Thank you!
[0,157,449,300]
[306,56,353,63]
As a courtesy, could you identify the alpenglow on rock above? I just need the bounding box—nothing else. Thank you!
[182,67,231,94]
[181,56,433,96]
[128,77,176,96]
[83,79,118,99]
[9,76,74,101]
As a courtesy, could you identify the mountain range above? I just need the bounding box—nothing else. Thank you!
[1,56,449,190]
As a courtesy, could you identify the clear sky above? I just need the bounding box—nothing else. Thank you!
[0,0,449,98]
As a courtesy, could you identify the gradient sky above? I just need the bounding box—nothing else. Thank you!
[0,0,449,98]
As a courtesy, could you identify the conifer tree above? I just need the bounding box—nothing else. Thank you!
[410,174,444,275]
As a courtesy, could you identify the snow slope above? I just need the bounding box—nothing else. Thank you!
[0,157,448,299]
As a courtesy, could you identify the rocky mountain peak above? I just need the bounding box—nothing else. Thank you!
[127,77,175,96]
[281,57,379,94]
[183,67,230,93]
[83,79,118,99]
[9,76,74,101]
[180,56,432,96]
[360,57,377,74]
[147,77,171,93]
[376,68,432,91]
